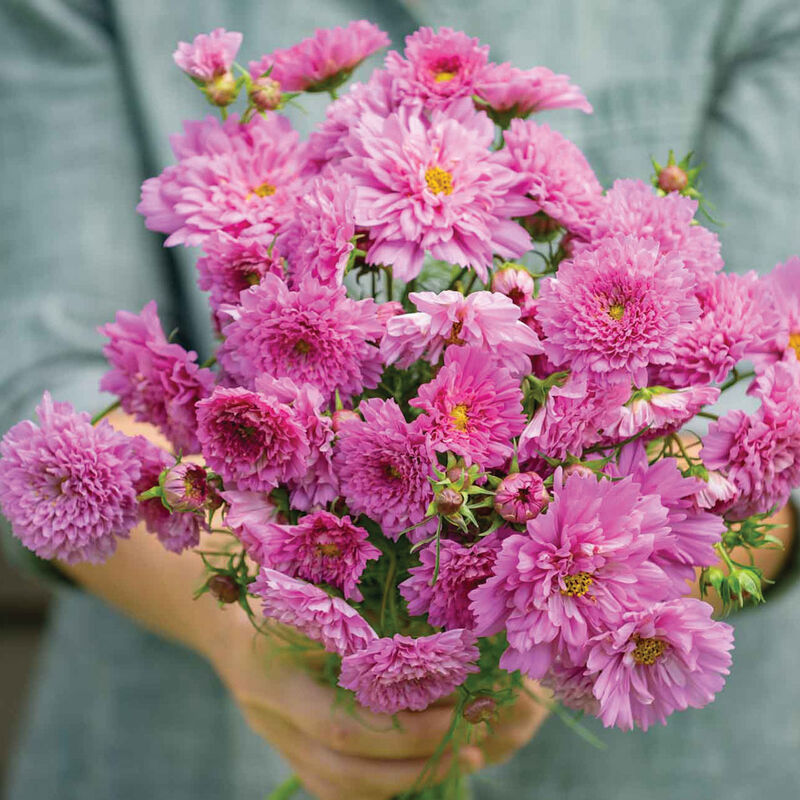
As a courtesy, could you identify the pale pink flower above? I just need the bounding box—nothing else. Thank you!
[173,29,242,81]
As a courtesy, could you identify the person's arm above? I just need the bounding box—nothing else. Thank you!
[58,411,549,800]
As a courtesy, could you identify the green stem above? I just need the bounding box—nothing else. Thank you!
[201,353,217,369]
[91,399,121,426]
[447,266,468,292]
[384,266,394,302]
[696,410,719,421]
[379,548,398,634]
[266,774,302,800]
[220,107,228,121]
[720,369,755,393]
[463,271,479,295]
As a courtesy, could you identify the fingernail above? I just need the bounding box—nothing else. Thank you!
[459,745,485,772]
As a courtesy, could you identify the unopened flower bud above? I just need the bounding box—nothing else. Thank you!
[436,487,463,516]
[331,409,361,432]
[163,462,209,512]
[491,265,535,308]
[521,211,562,242]
[249,76,282,111]
[494,471,549,523]
[462,696,497,724]
[208,574,240,604]
[206,473,225,513]
[206,70,238,106]
[658,164,689,193]
[564,463,594,479]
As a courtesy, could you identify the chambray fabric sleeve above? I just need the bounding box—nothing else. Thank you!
[0,0,182,579]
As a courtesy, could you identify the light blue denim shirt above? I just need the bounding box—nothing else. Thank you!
[2,1,800,797]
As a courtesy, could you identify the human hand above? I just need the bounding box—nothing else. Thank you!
[203,606,549,800]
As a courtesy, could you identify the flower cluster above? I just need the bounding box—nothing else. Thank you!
[2,22,796,766]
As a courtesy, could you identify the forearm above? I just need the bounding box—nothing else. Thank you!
[56,410,224,659]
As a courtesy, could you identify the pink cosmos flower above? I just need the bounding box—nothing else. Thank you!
[491,264,535,308]
[249,511,380,601]
[251,569,377,656]
[173,29,242,81]
[344,100,535,281]
[385,27,490,109]
[605,384,720,440]
[196,386,310,492]
[0,394,140,564]
[497,120,603,238]
[222,489,280,564]
[411,346,526,469]
[338,629,480,713]
[761,256,800,364]
[162,461,209,512]
[691,470,739,512]
[306,69,397,170]
[470,470,673,679]
[131,438,201,554]
[381,290,542,377]
[99,301,215,454]
[334,398,436,540]
[138,114,309,247]
[541,659,600,717]
[248,21,389,93]
[579,179,724,286]
[277,173,357,286]
[585,598,734,731]
[538,235,700,385]
[474,63,592,122]
[518,373,631,464]
[702,361,800,517]
[400,531,506,630]
[610,444,723,594]
[196,227,284,324]
[493,472,549,523]
[254,375,338,511]
[217,275,383,404]
[658,271,783,387]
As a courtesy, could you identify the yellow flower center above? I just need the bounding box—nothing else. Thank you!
[252,182,277,197]
[560,571,594,597]
[244,271,261,286]
[434,70,457,83]
[450,403,470,431]
[445,319,465,345]
[789,331,800,360]
[631,636,667,666]
[316,542,341,558]
[295,339,311,354]
[608,303,625,320]
[425,166,454,196]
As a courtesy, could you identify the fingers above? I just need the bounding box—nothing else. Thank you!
[245,705,483,800]
[239,667,462,760]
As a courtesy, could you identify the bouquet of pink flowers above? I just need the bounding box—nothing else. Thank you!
[2,20,799,799]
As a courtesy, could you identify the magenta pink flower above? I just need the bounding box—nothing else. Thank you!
[306,69,397,170]
[411,346,526,469]
[254,375,338,511]
[585,598,733,731]
[762,256,800,364]
[251,569,377,656]
[610,444,723,594]
[658,271,783,387]
[518,374,631,464]
[605,384,720,441]
[538,235,700,385]
[381,290,542,376]
[99,301,215,454]
[497,120,603,238]
[251,511,380,600]
[493,472,549,523]
[334,398,436,540]
[222,489,280,564]
[580,179,724,286]
[162,461,209,512]
[400,531,506,630]
[131,438,201,553]
[173,29,242,81]
[385,27,490,109]
[339,630,480,713]
[344,101,535,281]
[138,114,309,247]
[0,393,140,564]
[470,470,673,679]
[691,470,739,512]
[702,361,800,517]
[249,21,389,93]
[277,173,357,286]
[474,63,592,122]
[491,265,535,308]
[196,386,310,492]
[197,227,285,324]
[218,274,383,404]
